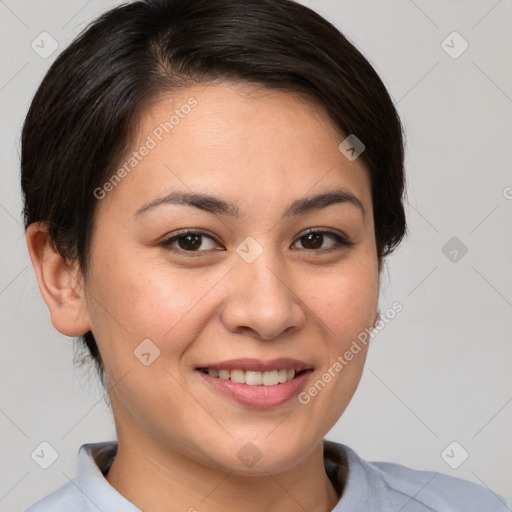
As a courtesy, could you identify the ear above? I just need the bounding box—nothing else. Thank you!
[26,222,91,337]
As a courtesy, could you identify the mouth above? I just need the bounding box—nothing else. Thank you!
[195,358,314,409]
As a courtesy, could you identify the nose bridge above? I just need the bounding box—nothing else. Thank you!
[240,241,291,307]
[246,250,287,298]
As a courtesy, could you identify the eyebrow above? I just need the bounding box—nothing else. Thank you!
[134,188,365,220]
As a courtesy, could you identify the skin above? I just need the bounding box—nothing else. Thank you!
[27,81,381,512]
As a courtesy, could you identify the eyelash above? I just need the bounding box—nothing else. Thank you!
[159,228,354,256]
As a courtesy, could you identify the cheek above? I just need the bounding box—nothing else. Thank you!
[85,253,221,371]
[308,261,379,343]
[86,263,219,428]
[297,258,378,411]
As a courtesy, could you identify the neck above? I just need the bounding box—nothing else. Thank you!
[105,435,340,512]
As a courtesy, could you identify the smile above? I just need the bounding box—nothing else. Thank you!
[195,358,314,409]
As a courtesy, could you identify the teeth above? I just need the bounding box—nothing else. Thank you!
[218,369,230,380]
[230,369,245,384]
[278,368,288,383]
[263,370,278,386]
[204,368,299,385]
[245,371,262,386]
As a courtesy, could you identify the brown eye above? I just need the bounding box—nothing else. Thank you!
[177,234,202,250]
[292,230,353,252]
[300,232,324,249]
[161,231,221,252]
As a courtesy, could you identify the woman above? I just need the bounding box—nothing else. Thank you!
[21,0,511,510]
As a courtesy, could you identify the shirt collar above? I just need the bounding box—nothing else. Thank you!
[325,440,390,511]
[76,439,383,511]
[77,441,141,511]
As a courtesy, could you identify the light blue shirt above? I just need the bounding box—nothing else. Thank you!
[25,439,512,511]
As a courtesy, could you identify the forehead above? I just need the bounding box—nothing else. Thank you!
[98,81,372,218]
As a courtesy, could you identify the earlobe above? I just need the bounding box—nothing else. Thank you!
[26,222,91,337]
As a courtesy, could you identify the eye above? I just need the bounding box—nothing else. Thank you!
[291,229,353,252]
[160,230,223,253]
[160,228,353,255]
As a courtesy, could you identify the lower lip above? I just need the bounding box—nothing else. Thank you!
[197,370,313,409]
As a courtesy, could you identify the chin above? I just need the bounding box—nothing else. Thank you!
[225,434,320,475]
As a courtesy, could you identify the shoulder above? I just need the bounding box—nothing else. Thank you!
[363,453,512,511]
[327,441,512,512]
[374,459,511,511]
[24,480,85,512]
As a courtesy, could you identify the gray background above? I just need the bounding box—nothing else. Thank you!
[1,0,511,510]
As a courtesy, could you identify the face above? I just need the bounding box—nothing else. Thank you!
[84,81,380,474]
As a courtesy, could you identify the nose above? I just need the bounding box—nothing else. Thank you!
[220,251,305,340]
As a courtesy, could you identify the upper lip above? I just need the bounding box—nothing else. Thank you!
[196,358,313,372]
